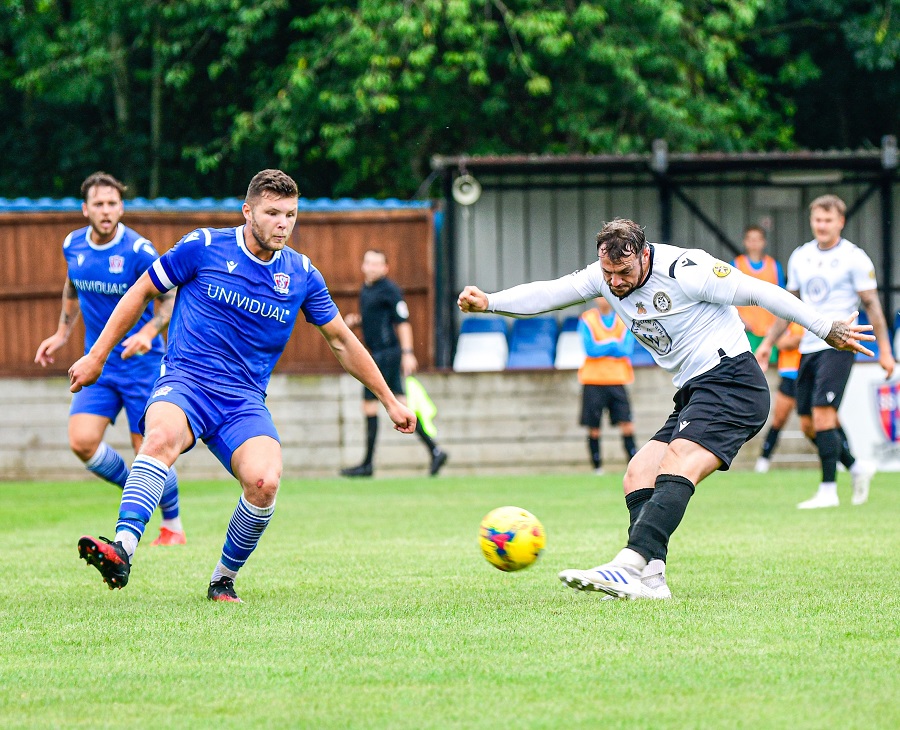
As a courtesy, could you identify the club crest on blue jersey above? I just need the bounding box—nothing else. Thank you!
[108,255,125,274]
[273,272,290,295]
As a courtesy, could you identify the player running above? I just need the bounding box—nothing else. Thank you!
[69,169,416,602]
[35,172,184,546]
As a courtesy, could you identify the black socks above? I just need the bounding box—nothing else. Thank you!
[627,474,695,563]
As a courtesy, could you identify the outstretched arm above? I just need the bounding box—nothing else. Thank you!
[68,272,163,392]
[727,276,875,357]
[459,273,591,317]
[318,314,416,433]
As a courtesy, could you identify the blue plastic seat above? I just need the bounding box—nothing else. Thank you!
[460,317,508,335]
[507,349,556,369]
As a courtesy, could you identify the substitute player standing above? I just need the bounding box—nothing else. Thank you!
[35,172,184,546]
[757,194,895,508]
[69,169,416,603]
[459,218,874,600]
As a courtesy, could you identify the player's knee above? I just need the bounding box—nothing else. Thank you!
[243,472,281,506]
[69,435,100,463]
[139,426,183,462]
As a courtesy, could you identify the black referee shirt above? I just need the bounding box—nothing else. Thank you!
[359,277,409,352]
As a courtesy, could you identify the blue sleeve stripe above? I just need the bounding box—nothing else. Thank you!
[149,259,176,291]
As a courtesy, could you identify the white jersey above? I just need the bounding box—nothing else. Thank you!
[489,244,751,387]
[786,238,877,354]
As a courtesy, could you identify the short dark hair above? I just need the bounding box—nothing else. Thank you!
[595,219,646,261]
[80,172,126,201]
[744,225,766,239]
[364,248,388,263]
[809,194,846,217]
[246,169,299,204]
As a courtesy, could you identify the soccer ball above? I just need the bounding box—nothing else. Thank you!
[479,506,546,572]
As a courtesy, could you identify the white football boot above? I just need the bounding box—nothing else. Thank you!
[754,457,770,474]
[559,560,671,600]
[797,487,839,510]
[850,460,876,505]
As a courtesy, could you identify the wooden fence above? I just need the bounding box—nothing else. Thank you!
[0,206,434,377]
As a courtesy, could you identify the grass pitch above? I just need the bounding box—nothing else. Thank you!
[1,470,898,729]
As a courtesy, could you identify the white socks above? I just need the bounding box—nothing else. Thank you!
[114,530,139,557]
[613,547,648,573]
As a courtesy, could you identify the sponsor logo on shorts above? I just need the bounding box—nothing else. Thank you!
[653,292,672,313]
[712,262,731,278]
[273,272,290,295]
[153,386,173,398]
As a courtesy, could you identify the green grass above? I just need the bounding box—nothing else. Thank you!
[1,471,898,729]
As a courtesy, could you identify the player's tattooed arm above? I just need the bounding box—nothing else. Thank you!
[150,288,176,335]
[858,288,896,377]
[59,279,81,331]
[35,280,81,366]
[824,320,856,349]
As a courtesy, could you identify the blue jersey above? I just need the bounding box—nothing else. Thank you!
[148,225,339,397]
[63,223,164,370]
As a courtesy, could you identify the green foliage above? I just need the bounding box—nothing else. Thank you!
[0,0,897,197]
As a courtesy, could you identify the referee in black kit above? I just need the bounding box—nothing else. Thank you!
[341,249,449,477]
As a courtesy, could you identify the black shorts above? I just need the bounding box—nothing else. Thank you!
[580,385,633,428]
[795,349,854,416]
[778,376,797,399]
[363,348,404,401]
[651,351,769,470]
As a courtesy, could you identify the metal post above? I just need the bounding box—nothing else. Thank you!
[652,140,672,244]
[434,169,456,368]
[881,136,897,326]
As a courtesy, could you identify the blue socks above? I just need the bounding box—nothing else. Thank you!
[84,442,129,488]
[211,495,276,582]
[115,455,170,552]
[158,467,181,521]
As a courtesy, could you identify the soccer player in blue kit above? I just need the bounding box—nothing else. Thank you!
[69,169,416,602]
[35,172,184,546]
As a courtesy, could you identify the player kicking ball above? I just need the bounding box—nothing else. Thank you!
[70,170,416,602]
[459,218,874,600]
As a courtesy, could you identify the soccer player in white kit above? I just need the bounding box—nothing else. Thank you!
[458,218,875,599]
[757,195,895,509]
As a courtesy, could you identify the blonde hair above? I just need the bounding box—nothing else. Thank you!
[809,194,846,217]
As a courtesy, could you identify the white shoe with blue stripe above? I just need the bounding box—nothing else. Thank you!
[559,563,671,600]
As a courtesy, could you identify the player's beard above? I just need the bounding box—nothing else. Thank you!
[610,256,646,299]
[249,219,287,253]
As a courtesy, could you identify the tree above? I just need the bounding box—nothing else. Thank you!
[197,0,788,197]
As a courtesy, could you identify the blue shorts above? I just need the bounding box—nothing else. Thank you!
[70,355,163,434]
[140,373,280,475]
